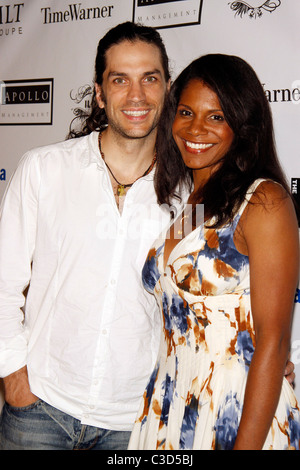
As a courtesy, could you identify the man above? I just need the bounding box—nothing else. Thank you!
[0,22,294,450]
[0,21,174,450]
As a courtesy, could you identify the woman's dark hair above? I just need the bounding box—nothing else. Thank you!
[68,21,170,138]
[155,53,295,226]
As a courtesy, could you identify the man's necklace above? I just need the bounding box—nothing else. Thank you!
[98,133,157,197]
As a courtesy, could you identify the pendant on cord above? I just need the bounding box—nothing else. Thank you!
[98,131,157,199]
[117,185,126,197]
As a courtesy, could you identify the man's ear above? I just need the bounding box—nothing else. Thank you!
[95,83,105,109]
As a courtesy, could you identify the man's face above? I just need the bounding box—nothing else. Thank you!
[95,40,170,140]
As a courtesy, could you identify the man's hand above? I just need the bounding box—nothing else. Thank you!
[3,365,38,407]
[284,359,295,386]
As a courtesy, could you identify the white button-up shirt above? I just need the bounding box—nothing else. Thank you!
[0,131,185,430]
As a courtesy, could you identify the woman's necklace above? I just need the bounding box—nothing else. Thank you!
[98,133,157,197]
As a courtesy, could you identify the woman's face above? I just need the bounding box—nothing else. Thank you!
[172,79,234,188]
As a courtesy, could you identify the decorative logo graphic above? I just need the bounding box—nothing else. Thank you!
[0,79,53,125]
[229,0,281,18]
[133,0,203,29]
[69,84,93,133]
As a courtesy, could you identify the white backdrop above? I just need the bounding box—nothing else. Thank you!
[0,0,299,406]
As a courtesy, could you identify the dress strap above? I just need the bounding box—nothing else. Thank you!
[236,178,268,218]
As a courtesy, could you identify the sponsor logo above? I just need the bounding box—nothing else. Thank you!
[291,178,300,227]
[40,3,114,24]
[296,288,300,304]
[0,169,6,181]
[137,0,183,4]
[133,0,203,29]
[263,83,300,104]
[0,79,53,125]
[229,0,281,19]
[0,2,24,37]
[292,80,300,105]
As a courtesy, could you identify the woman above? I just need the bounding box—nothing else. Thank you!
[128,54,300,450]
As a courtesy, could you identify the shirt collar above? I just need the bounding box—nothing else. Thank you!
[80,130,105,170]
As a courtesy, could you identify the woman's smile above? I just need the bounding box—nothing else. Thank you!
[182,139,214,152]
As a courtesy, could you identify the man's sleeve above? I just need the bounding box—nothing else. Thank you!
[0,151,40,377]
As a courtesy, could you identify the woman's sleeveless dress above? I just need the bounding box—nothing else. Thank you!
[128,179,300,450]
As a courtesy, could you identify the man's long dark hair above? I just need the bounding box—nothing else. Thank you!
[68,21,170,138]
[154,53,295,226]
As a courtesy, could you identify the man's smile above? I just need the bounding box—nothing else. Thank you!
[122,109,150,118]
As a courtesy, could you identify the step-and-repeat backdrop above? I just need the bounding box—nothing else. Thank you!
[0,0,300,405]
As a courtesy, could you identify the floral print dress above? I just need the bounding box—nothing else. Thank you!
[128,179,300,450]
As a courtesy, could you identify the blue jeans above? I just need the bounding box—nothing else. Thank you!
[0,399,131,450]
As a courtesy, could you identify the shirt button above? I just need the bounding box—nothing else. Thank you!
[110,279,116,285]
[102,329,107,335]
